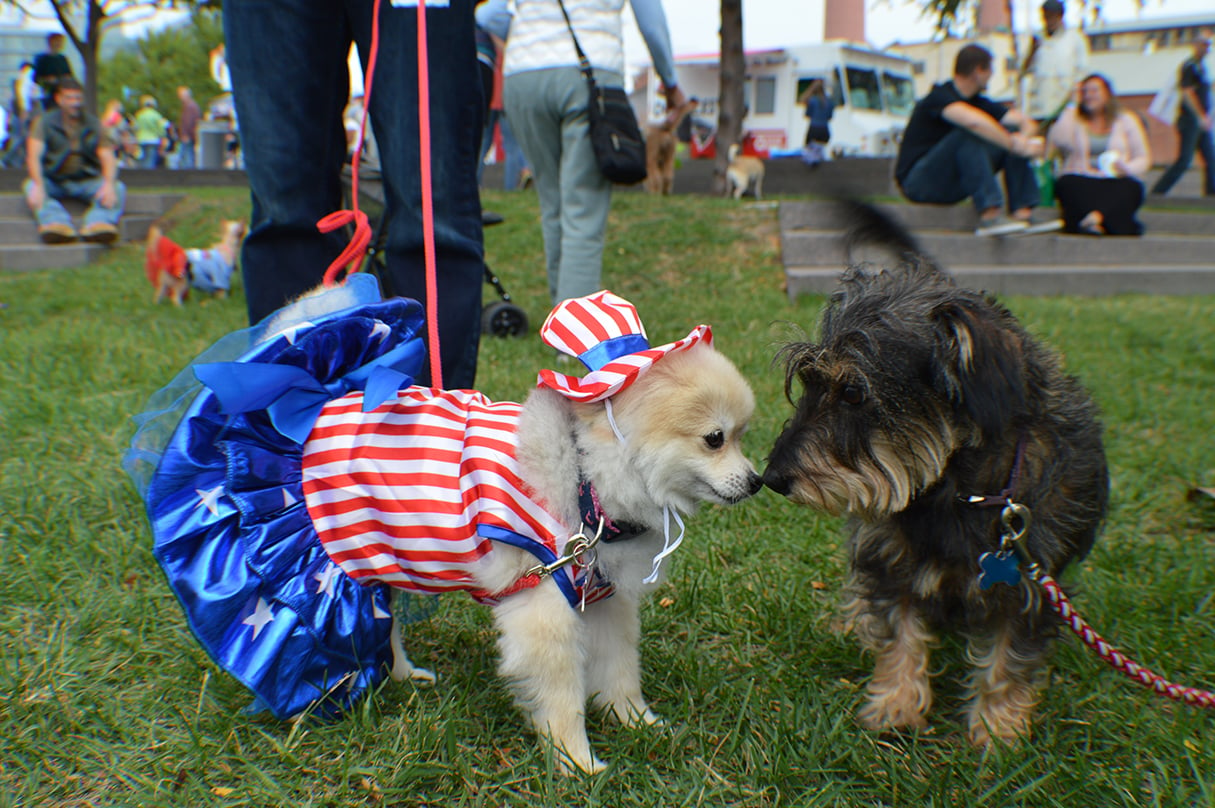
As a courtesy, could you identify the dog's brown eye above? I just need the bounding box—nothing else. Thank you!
[704,430,725,450]
[840,385,865,406]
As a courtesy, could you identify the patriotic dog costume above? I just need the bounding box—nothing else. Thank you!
[145,239,235,294]
[126,280,711,720]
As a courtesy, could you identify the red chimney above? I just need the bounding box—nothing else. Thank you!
[976,0,1011,32]
[824,0,866,43]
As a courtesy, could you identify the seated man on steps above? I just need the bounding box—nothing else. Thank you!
[895,44,1060,237]
[24,76,126,245]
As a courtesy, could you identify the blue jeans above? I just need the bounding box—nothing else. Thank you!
[1151,111,1215,196]
[177,140,196,169]
[900,127,1040,214]
[138,142,160,169]
[22,176,126,230]
[223,0,485,389]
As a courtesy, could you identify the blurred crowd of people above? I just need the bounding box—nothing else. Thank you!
[3,35,240,172]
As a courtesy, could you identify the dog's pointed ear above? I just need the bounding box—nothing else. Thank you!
[931,298,1027,439]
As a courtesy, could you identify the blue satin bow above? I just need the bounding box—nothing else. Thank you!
[194,336,425,445]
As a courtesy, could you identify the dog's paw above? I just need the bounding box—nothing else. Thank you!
[389,660,437,686]
[858,690,930,733]
[407,666,437,686]
[639,708,666,728]
[557,752,608,776]
[967,691,1035,747]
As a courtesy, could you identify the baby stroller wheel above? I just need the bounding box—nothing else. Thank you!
[481,300,529,338]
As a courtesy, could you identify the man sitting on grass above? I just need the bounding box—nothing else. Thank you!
[24,76,125,245]
[895,44,1060,237]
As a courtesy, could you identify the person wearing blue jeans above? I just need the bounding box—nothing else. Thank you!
[900,128,1039,215]
[1151,34,1215,197]
[23,76,125,244]
[223,0,486,390]
[895,44,1053,237]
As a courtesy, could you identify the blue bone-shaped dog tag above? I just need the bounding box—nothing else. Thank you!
[978,550,1022,590]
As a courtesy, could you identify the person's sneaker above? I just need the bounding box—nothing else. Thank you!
[975,216,1029,237]
[38,223,78,244]
[1019,218,1064,235]
[80,222,120,245]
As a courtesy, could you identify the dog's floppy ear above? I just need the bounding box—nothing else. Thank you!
[931,298,1027,439]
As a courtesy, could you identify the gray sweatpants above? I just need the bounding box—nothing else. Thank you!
[504,66,621,305]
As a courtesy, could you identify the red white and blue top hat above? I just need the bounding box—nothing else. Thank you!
[537,291,712,403]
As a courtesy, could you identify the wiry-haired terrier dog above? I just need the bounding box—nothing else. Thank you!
[763,203,1108,745]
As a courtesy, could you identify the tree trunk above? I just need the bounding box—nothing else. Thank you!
[716,0,745,196]
[83,0,102,114]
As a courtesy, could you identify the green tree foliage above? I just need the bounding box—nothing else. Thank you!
[97,10,224,127]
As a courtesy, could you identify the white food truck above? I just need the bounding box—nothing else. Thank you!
[638,41,918,159]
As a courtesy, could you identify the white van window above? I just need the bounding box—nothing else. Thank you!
[844,66,882,112]
[881,71,916,116]
[755,76,777,115]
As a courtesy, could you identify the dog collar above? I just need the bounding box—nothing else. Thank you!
[962,434,1028,508]
[577,470,649,544]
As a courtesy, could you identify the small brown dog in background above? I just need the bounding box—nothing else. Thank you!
[644,99,698,195]
[145,220,245,305]
[725,143,765,200]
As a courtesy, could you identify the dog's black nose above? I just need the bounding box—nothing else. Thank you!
[762,466,791,496]
[746,472,764,497]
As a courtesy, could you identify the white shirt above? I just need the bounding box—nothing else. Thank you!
[1028,25,1089,119]
[489,0,677,87]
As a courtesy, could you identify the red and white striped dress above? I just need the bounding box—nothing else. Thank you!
[302,386,598,605]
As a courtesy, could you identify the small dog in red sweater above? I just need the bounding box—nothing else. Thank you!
[145,221,245,305]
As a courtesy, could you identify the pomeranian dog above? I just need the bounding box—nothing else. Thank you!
[145,220,245,305]
[762,203,1108,745]
[644,99,698,195]
[725,143,765,200]
[134,286,761,775]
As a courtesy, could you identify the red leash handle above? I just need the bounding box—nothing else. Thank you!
[319,209,371,286]
[1035,570,1215,709]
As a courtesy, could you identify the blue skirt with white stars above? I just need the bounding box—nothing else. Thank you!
[125,275,430,719]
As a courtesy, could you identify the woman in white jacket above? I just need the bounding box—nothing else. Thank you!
[1046,73,1151,235]
[480,0,687,304]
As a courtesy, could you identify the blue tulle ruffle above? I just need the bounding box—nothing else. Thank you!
[125,277,431,719]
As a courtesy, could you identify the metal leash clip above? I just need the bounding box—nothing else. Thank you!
[979,501,1035,590]
[526,517,605,580]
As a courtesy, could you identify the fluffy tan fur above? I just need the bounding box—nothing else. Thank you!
[387,341,761,774]
[644,100,698,195]
[725,143,765,200]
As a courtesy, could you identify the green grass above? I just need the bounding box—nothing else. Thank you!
[1,187,1213,807]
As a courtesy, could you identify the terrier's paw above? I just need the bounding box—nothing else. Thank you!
[858,687,930,732]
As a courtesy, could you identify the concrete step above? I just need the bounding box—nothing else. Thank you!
[0,214,158,245]
[0,191,184,273]
[782,228,1215,268]
[779,199,1215,237]
[0,167,247,192]
[0,242,108,272]
[0,192,184,218]
[786,264,1215,298]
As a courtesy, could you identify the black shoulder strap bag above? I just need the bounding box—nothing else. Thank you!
[555,0,648,185]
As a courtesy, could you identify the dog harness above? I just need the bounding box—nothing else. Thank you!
[127,285,688,721]
[303,386,613,609]
[185,248,236,293]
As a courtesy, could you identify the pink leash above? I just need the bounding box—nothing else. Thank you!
[319,0,444,389]
[1033,569,1215,709]
[987,501,1215,709]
